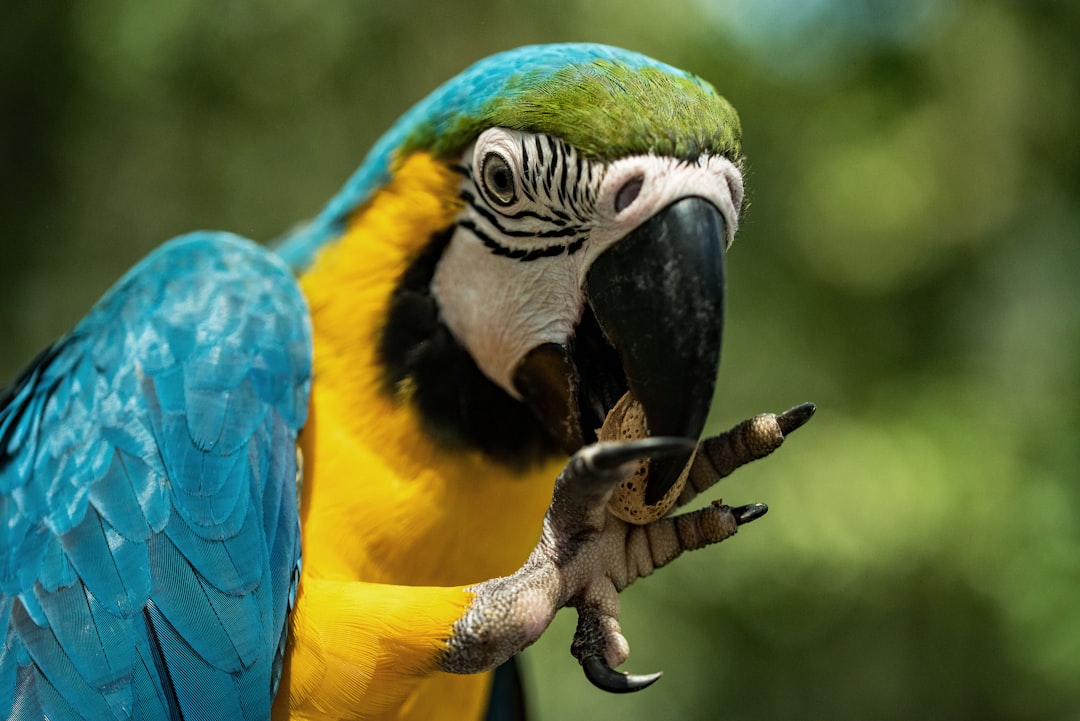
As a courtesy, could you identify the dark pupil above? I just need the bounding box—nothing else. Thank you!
[484,154,515,203]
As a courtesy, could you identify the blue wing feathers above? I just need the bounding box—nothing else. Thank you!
[131,629,173,720]
[149,532,264,672]
[86,449,156,544]
[38,536,79,593]
[0,232,311,719]
[59,509,150,617]
[0,604,13,715]
[2,517,48,595]
[143,600,252,721]
[29,666,83,721]
[164,498,264,596]
[263,415,302,693]
[12,599,115,719]
[33,583,131,697]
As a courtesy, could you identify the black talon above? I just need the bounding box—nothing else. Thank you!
[732,503,768,525]
[581,655,662,693]
[589,436,697,473]
[777,402,816,436]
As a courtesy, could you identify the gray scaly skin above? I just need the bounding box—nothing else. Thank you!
[441,402,816,691]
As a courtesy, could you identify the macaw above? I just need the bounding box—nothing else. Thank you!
[0,43,813,720]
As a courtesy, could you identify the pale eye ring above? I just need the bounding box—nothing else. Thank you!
[480,152,517,206]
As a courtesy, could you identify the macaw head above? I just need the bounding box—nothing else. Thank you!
[281,44,744,503]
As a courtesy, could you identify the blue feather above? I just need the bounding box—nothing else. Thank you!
[130,629,172,720]
[8,666,36,721]
[143,601,254,721]
[164,491,264,595]
[168,453,250,537]
[148,532,264,672]
[59,508,150,617]
[0,232,311,719]
[33,582,132,700]
[12,600,114,719]
[2,519,48,595]
[14,595,45,630]
[38,537,78,592]
[0,601,14,712]
[86,450,155,544]
[217,379,271,456]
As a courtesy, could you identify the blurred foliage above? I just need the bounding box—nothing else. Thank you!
[2,0,1078,719]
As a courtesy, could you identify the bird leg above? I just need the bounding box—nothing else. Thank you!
[439,437,768,691]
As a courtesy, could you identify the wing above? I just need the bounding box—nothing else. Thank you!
[0,233,312,720]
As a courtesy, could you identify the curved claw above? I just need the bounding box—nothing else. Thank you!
[588,436,697,473]
[581,655,662,694]
[777,402,816,436]
[732,502,769,525]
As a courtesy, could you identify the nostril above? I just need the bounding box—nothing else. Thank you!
[614,176,644,214]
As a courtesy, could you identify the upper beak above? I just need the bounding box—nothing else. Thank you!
[585,196,726,504]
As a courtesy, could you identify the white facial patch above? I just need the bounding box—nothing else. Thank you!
[430,128,744,399]
[582,151,743,265]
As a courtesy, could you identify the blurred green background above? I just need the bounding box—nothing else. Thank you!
[2,0,1078,719]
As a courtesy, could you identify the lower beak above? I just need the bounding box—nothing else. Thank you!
[585,196,726,504]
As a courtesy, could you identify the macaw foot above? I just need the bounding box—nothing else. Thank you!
[439,403,815,692]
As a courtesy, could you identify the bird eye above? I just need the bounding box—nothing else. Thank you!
[481,152,517,206]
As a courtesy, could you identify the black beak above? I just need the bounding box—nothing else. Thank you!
[512,197,726,502]
[585,197,726,504]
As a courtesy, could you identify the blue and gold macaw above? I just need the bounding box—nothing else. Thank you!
[0,44,813,720]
